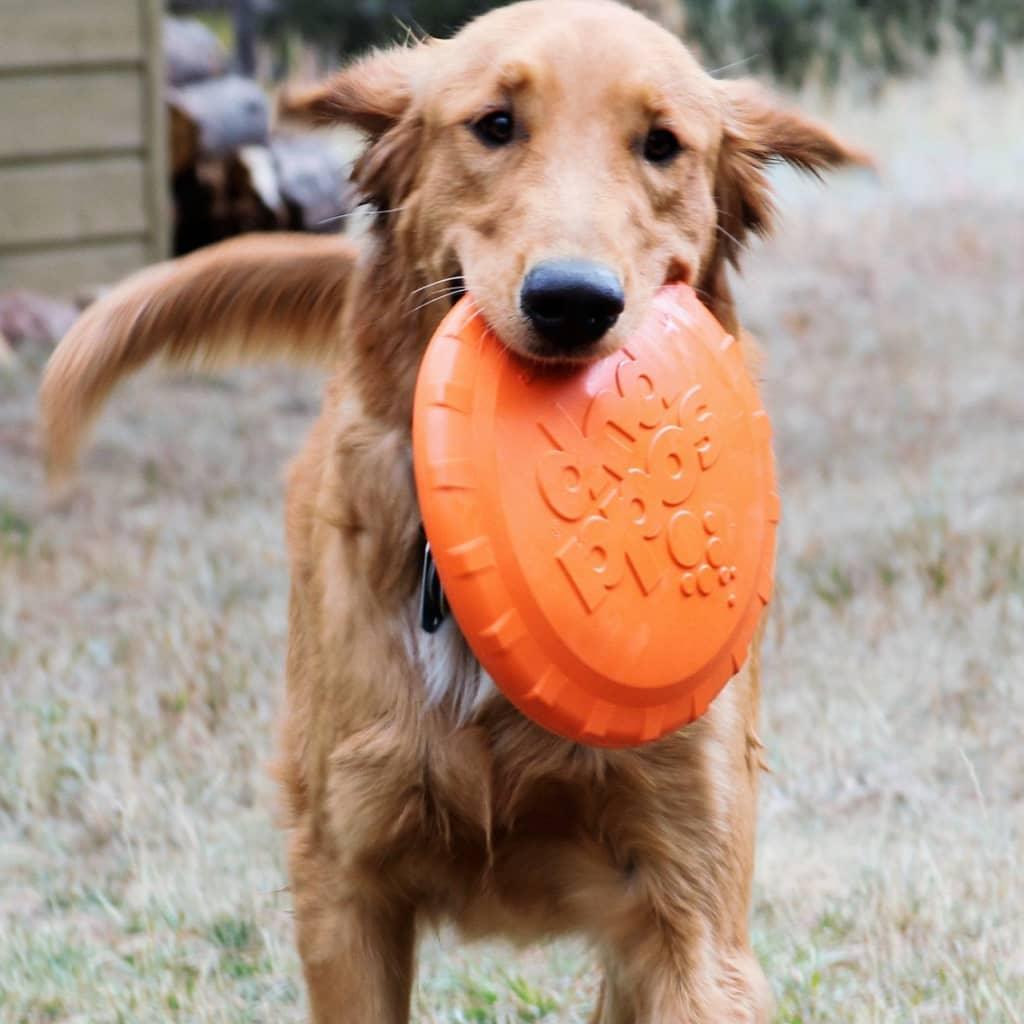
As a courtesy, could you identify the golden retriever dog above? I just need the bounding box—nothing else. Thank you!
[40,1,867,1019]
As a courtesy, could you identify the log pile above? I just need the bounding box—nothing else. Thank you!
[165,17,356,255]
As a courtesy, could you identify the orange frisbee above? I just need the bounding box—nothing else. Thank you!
[413,283,779,747]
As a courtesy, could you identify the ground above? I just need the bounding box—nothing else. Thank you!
[1,59,1022,1023]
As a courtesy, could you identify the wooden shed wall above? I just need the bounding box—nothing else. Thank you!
[0,0,168,295]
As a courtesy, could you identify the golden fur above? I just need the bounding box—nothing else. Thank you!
[39,2,867,1020]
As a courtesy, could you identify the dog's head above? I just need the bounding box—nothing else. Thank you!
[286,0,868,360]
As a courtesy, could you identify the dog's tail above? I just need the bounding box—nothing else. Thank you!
[39,232,358,483]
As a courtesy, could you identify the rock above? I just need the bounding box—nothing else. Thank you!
[73,285,113,311]
[271,134,357,232]
[164,16,228,86]
[168,75,271,171]
[0,290,79,349]
[0,332,17,370]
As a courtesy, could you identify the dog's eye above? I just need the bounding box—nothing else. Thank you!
[472,110,515,147]
[643,127,683,164]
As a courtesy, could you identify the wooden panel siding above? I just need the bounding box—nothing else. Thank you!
[0,240,149,295]
[0,0,143,71]
[0,71,144,161]
[0,159,148,248]
[0,0,168,295]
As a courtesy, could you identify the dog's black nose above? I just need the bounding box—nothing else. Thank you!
[520,260,625,352]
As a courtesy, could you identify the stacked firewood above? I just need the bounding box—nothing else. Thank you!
[165,17,357,255]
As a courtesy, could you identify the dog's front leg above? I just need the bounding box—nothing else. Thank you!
[592,936,771,1024]
[289,835,415,1023]
[587,675,772,1024]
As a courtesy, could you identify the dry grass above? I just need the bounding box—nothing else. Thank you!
[1,59,1022,1023]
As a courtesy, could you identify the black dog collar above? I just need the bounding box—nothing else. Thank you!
[419,537,448,633]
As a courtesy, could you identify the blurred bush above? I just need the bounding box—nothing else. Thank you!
[686,0,1024,84]
[265,0,1024,83]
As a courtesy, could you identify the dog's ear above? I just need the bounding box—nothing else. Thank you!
[278,46,422,136]
[713,78,872,265]
[701,79,871,332]
[280,45,431,208]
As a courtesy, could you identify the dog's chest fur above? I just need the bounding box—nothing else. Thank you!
[408,614,499,721]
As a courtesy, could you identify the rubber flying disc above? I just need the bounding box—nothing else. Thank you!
[413,283,779,747]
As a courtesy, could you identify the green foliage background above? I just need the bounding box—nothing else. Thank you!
[268,0,1024,83]
[686,0,1024,84]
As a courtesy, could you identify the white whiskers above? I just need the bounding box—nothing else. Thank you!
[316,204,409,227]
[406,287,467,317]
[406,275,466,301]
